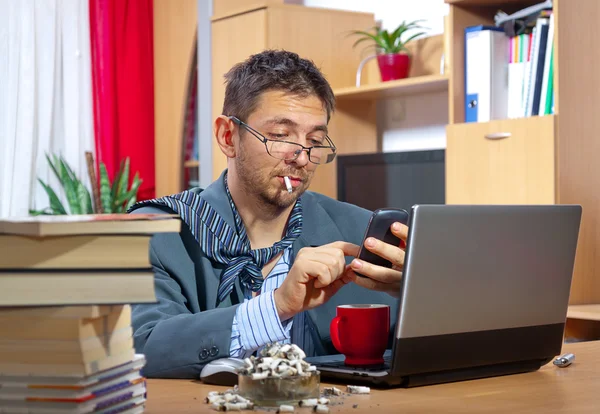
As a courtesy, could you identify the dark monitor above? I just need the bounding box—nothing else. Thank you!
[336,150,445,212]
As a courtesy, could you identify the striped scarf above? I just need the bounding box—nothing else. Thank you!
[128,176,303,304]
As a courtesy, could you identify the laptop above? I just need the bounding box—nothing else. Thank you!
[306,204,582,387]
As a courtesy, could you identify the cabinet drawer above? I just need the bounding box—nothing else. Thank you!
[446,116,555,204]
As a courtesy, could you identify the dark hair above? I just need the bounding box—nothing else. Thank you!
[222,50,336,122]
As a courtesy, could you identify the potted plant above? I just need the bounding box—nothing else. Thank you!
[30,152,142,215]
[351,20,428,81]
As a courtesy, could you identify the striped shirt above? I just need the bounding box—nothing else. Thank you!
[229,247,314,358]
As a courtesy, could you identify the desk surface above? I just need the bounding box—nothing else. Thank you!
[145,341,599,413]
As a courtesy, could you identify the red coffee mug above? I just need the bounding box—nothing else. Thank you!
[330,304,390,366]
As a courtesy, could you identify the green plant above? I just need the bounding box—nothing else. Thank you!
[350,20,429,55]
[30,154,142,215]
[98,158,142,214]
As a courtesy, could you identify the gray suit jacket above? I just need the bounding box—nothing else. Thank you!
[130,173,399,378]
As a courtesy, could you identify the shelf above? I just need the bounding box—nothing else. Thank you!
[333,74,448,101]
[567,305,600,321]
[184,160,199,168]
[450,114,556,128]
[445,0,539,5]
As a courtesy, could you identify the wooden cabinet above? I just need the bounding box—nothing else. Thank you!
[446,115,555,204]
[446,0,600,334]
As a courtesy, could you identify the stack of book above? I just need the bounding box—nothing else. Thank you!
[507,10,554,118]
[0,214,181,413]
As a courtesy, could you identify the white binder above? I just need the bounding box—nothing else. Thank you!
[465,26,509,123]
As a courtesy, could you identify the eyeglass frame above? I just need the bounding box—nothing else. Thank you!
[228,116,337,165]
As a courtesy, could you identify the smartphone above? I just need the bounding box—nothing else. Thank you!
[355,208,410,277]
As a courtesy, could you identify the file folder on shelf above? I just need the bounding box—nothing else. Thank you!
[464,25,509,123]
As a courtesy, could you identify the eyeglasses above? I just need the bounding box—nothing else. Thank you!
[229,116,337,165]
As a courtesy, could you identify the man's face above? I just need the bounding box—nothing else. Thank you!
[233,90,328,209]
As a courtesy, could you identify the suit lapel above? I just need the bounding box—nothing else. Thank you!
[199,170,236,230]
[292,191,345,258]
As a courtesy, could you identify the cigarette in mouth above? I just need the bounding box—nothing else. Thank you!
[284,176,293,193]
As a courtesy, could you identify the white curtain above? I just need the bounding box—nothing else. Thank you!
[0,0,95,218]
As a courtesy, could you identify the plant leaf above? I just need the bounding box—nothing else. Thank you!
[38,179,67,215]
[116,189,139,212]
[110,159,124,204]
[390,23,406,42]
[125,195,137,212]
[346,26,379,38]
[45,153,62,183]
[116,173,142,209]
[403,31,428,45]
[61,154,80,183]
[350,30,379,43]
[350,20,429,54]
[350,28,389,53]
[405,19,428,29]
[57,156,81,215]
[381,29,393,50]
[76,181,94,214]
[49,154,76,214]
[115,157,130,211]
[63,157,90,214]
[352,36,377,49]
[99,163,112,213]
[29,208,55,216]
[126,174,143,211]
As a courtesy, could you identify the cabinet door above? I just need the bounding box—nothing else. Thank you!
[446,116,555,204]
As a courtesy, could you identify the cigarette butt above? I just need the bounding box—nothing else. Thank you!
[299,398,318,407]
[284,176,292,193]
[347,385,370,394]
[323,386,341,396]
[313,404,330,413]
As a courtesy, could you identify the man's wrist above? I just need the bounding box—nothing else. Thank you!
[273,288,295,321]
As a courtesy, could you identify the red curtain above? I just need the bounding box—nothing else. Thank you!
[89,0,155,201]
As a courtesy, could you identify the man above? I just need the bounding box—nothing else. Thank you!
[128,50,408,378]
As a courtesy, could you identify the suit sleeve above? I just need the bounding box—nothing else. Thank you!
[131,237,240,378]
[129,205,239,379]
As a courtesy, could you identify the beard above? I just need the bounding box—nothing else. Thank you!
[234,149,313,210]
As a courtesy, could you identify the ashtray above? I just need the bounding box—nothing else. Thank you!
[238,371,320,406]
[236,342,320,407]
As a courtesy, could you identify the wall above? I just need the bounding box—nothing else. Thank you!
[303,0,450,152]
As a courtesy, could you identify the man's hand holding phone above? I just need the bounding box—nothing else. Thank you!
[348,208,409,298]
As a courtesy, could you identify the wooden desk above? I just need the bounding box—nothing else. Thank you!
[145,341,599,413]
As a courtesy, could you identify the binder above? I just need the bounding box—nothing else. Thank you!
[527,18,549,116]
[538,13,554,115]
[464,25,509,123]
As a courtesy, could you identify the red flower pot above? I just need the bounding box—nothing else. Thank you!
[377,53,411,81]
